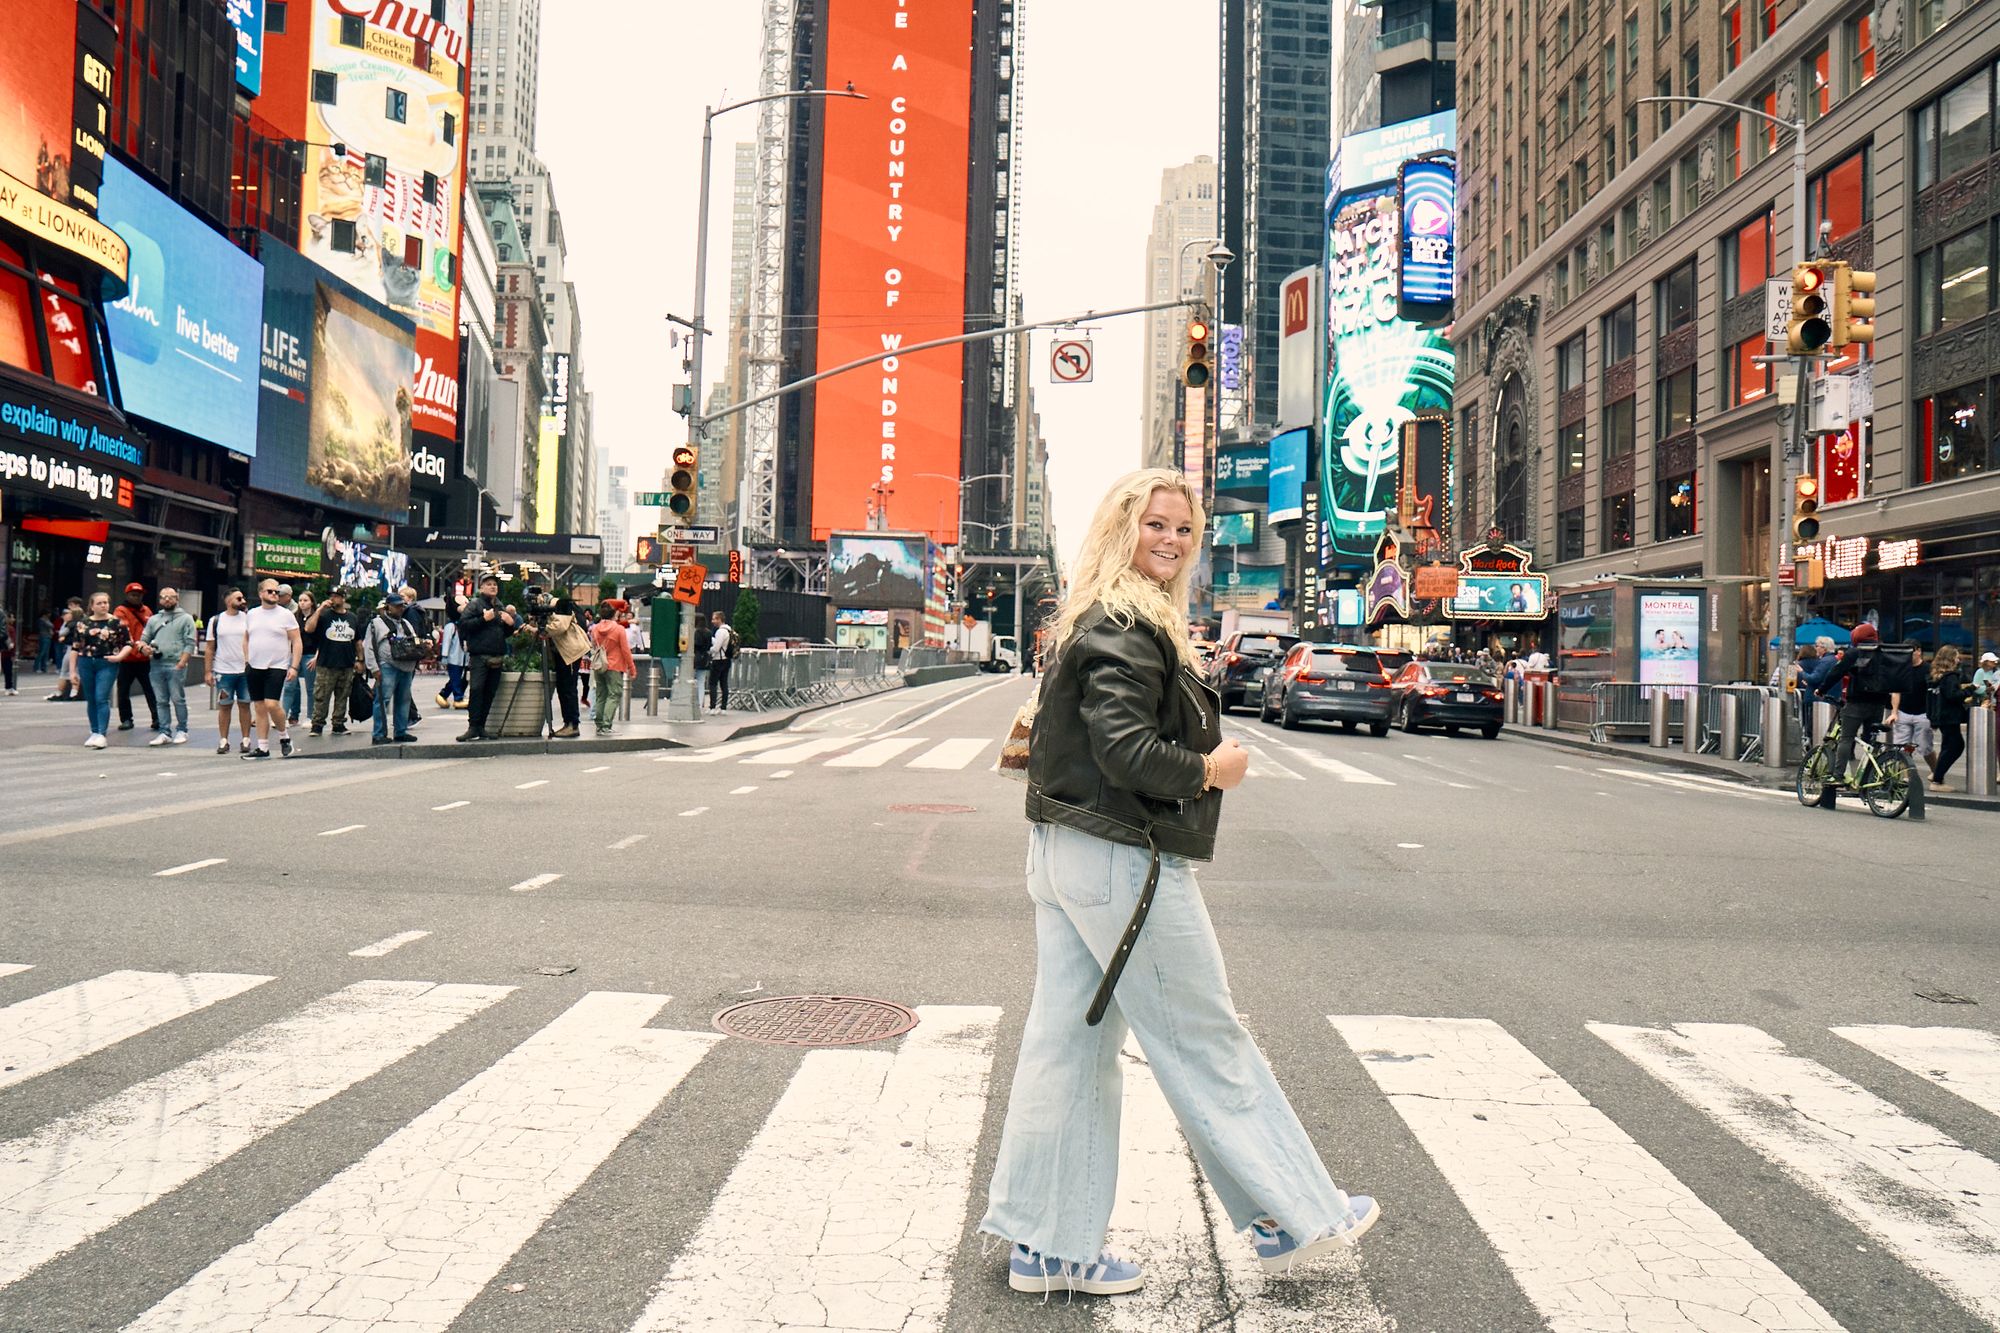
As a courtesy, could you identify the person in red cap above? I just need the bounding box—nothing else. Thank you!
[1812,621,1903,807]
[112,581,161,734]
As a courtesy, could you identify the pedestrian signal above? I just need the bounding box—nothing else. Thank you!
[1786,264,1832,355]
[1832,265,1876,348]
[1792,474,1821,543]
[635,535,663,567]
[669,444,697,517]
[1182,318,1211,389]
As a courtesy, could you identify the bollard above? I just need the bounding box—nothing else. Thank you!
[1650,689,1671,747]
[1763,695,1790,769]
[1683,690,1701,754]
[1503,679,1519,724]
[647,659,661,717]
[1812,700,1834,748]
[1969,708,1997,797]
[1719,692,1741,761]
[1540,680,1559,729]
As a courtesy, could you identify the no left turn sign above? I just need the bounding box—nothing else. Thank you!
[1051,338,1094,384]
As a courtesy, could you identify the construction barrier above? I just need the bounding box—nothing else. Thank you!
[723,646,896,712]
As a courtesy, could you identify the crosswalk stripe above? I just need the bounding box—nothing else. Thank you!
[1109,1039,1385,1330]
[0,980,510,1289]
[742,736,859,765]
[1595,1021,2000,1325]
[0,970,272,1094]
[1287,749,1393,785]
[655,734,798,763]
[907,737,990,770]
[348,930,432,958]
[825,736,929,767]
[632,1005,1000,1333]
[127,992,722,1333]
[1834,1024,2000,1119]
[0,965,30,979]
[1336,1016,1843,1332]
[1598,768,1778,800]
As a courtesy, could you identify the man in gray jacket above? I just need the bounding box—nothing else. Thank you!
[141,587,197,745]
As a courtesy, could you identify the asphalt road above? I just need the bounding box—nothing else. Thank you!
[2,672,1996,1332]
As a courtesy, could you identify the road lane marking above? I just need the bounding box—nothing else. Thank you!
[826,737,928,768]
[741,736,857,765]
[432,800,470,811]
[1598,768,1777,801]
[1834,1025,2000,1119]
[506,873,564,893]
[317,824,366,837]
[0,970,272,1094]
[679,807,708,817]
[656,734,801,763]
[1396,843,1424,849]
[1282,748,1393,785]
[909,737,991,770]
[0,965,31,979]
[348,930,432,958]
[608,833,649,851]
[633,1006,999,1333]
[876,675,1019,737]
[730,785,758,795]
[515,779,550,790]
[127,993,721,1333]
[0,979,510,1291]
[770,769,794,778]
[1596,1020,2000,1325]
[1336,1015,1843,1333]
[583,765,611,773]
[154,857,228,877]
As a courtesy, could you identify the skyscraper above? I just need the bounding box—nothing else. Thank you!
[468,0,543,181]
[1141,157,1219,472]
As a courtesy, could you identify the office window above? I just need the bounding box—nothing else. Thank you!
[311,70,338,104]
[1603,489,1636,549]
[1679,152,1700,216]
[442,113,456,146]
[1756,0,1778,44]
[1725,339,1771,407]
[404,235,423,269]
[1916,68,1994,191]
[1653,174,1674,233]
[1804,42,1831,123]
[363,153,387,187]
[1656,74,1675,133]
[1723,2,1743,71]
[339,14,366,46]
[1555,257,1571,305]
[386,88,409,123]
[1625,109,1639,164]
[1559,333,1587,396]
[1626,13,1640,71]
[1656,468,1698,540]
[1915,222,1995,334]
[1808,146,1871,243]
[1722,212,1772,295]
[1561,418,1587,479]
[1559,93,1572,139]
[1604,40,1619,101]
[331,219,357,253]
[268,1,288,33]
[1718,118,1742,186]
[1916,0,1947,42]
[422,171,438,205]
[1620,200,1639,261]
[1604,130,1619,178]
[1604,395,1636,460]
[1600,220,1618,272]
[1657,364,1696,436]
[1559,507,1587,562]
[1913,381,1988,483]
[1603,300,1637,364]
[1683,45,1700,100]
[1656,260,1697,335]
[1844,8,1876,92]
[1658,0,1672,40]
[1749,87,1780,164]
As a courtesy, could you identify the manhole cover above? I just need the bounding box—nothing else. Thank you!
[888,803,976,814]
[713,995,920,1047]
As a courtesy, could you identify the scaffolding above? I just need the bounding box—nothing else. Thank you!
[744,0,795,587]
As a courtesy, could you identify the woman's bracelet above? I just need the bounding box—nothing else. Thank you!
[1201,751,1219,791]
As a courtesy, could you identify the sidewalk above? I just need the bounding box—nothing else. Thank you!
[0,667,901,760]
[1503,722,2000,812]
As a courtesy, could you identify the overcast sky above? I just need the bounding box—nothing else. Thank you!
[537,3,1219,569]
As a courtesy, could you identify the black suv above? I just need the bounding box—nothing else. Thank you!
[1259,643,1412,733]
[1205,630,1299,713]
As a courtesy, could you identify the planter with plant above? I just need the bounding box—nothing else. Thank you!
[486,627,551,737]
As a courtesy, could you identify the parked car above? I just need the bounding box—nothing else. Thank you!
[1387,660,1505,738]
[1206,630,1299,713]
[1259,643,1412,734]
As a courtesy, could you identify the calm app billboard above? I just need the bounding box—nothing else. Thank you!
[99,158,263,455]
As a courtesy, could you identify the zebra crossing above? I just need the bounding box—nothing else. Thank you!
[6,961,2000,1329]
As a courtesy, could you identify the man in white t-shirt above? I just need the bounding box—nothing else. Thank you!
[243,578,303,758]
[202,586,254,755]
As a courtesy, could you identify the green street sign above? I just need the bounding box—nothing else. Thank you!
[635,492,673,507]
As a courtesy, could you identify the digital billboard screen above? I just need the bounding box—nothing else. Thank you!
[253,239,416,520]
[226,0,264,96]
[0,1,126,285]
[300,0,469,436]
[828,533,929,609]
[1397,156,1455,325]
[1216,439,1270,500]
[0,3,77,200]
[1638,593,1702,690]
[99,159,263,456]
[811,0,974,542]
[1211,511,1256,547]
[1268,427,1307,525]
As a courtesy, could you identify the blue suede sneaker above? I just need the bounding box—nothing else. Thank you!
[1250,1195,1381,1274]
[1007,1243,1144,1295]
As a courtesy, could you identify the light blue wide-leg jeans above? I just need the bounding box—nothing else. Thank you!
[980,820,1353,1265]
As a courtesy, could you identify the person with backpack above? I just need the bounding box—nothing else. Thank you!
[363,595,422,745]
[692,617,714,707]
[1929,644,1972,792]
[542,598,591,739]
[1812,623,1902,807]
[706,611,737,710]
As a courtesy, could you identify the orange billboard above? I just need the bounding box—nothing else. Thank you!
[811,0,973,544]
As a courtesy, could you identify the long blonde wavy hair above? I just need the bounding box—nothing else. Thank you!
[1051,468,1205,669]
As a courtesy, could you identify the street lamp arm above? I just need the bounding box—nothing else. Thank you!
[1635,94,1800,135]
[709,87,868,123]
[909,471,1011,487]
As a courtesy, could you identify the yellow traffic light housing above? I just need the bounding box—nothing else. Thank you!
[669,444,697,518]
[1182,318,1211,389]
[1786,264,1832,355]
[1832,266,1876,347]
[1792,474,1821,543]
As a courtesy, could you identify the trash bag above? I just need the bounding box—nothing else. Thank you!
[349,674,375,723]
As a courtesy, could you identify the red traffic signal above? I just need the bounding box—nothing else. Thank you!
[1182,318,1212,388]
[1787,264,1833,354]
[669,443,698,516]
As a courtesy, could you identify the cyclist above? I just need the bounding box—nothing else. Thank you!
[1811,623,1901,808]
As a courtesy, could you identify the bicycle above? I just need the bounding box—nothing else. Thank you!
[1796,717,1917,818]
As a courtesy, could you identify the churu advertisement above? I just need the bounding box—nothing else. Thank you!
[300,0,468,435]
[1323,113,1456,563]
[828,533,928,609]
[811,0,975,542]
[253,238,415,520]
[99,159,264,456]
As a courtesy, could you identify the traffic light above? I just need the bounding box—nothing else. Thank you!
[1792,474,1821,543]
[1831,265,1876,348]
[727,549,744,584]
[1181,318,1211,388]
[1786,263,1833,355]
[668,444,697,518]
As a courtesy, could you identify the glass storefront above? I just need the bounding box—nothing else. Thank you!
[1804,528,2000,655]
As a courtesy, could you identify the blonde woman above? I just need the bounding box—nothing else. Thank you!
[980,468,1378,1297]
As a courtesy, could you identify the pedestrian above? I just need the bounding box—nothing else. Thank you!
[140,587,196,746]
[692,615,714,705]
[32,610,55,675]
[1973,651,2000,705]
[543,597,590,738]
[707,611,736,710]
[304,587,362,737]
[45,599,83,700]
[1929,645,1971,793]
[0,607,15,694]
[588,602,635,736]
[203,586,253,754]
[980,468,1376,1297]
[436,609,469,710]
[111,581,160,733]
[1790,643,1820,732]
[67,591,134,748]
[1891,643,1935,771]
[283,589,318,725]
[398,585,426,723]
[456,574,518,742]
[364,594,422,745]
[243,578,302,759]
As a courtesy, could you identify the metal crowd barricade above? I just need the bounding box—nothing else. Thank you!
[1591,681,1706,744]
[1711,685,1769,763]
[720,646,896,712]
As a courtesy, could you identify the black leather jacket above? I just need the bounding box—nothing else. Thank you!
[1025,604,1224,860]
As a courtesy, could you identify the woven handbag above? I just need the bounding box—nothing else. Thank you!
[993,685,1038,782]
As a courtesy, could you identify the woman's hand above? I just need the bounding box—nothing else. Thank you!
[1207,738,1250,791]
